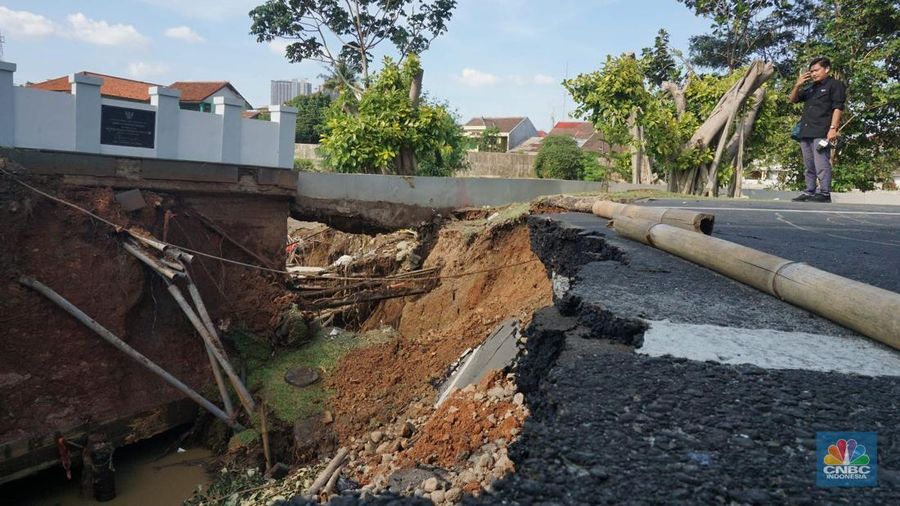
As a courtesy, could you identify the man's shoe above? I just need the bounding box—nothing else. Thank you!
[792,192,814,202]
[809,193,832,203]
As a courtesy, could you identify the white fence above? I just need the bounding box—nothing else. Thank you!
[0,62,297,169]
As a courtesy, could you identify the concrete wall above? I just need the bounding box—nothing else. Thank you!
[461,151,537,178]
[0,63,296,169]
[295,171,609,209]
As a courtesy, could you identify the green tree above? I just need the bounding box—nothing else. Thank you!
[286,92,332,143]
[477,126,505,152]
[250,0,457,89]
[319,56,466,177]
[641,29,681,86]
[534,135,600,180]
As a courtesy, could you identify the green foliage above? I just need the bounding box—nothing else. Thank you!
[319,56,466,176]
[477,126,505,152]
[293,158,315,172]
[250,0,457,84]
[287,92,332,143]
[641,29,681,86]
[534,135,605,181]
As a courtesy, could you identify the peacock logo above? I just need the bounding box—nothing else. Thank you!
[824,439,869,466]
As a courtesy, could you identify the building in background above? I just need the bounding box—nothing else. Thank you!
[271,78,312,105]
[462,117,538,152]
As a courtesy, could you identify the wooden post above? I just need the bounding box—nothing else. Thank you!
[18,277,243,430]
[611,217,900,350]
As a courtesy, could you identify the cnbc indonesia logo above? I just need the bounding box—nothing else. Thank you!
[817,433,877,487]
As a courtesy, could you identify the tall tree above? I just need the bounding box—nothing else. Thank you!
[250,0,457,174]
[641,29,681,86]
[250,0,456,90]
[678,0,790,71]
[287,92,332,143]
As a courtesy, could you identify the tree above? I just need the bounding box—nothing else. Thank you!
[319,56,466,177]
[251,0,458,174]
[678,0,791,71]
[642,29,681,86]
[250,0,457,90]
[477,127,505,152]
[534,136,600,181]
[286,92,332,143]
[318,57,361,95]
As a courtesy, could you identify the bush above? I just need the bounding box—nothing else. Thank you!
[293,158,315,172]
[535,135,592,180]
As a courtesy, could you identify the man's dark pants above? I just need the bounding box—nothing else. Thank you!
[799,138,832,195]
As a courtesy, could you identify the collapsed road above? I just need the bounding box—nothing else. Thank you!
[467,207,899,504]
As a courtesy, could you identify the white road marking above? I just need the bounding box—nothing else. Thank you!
[775,212,900,247]
[638,320,900,377]
[664,206,900,216]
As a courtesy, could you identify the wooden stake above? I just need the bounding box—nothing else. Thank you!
[260,404,272,475]
[305,448,349,499]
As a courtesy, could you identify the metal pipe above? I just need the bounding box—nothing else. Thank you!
[18,277,243,431]
[612,216,900,350]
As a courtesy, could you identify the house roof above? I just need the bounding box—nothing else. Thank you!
[169,81,251,107]
[463,117,526,133]
[549,121,595,141]
[27,72,162,102]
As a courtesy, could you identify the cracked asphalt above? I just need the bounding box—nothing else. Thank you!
[468,208,899,505]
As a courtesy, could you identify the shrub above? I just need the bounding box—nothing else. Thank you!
[534,135,588,180]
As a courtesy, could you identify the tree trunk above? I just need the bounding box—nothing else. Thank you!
[680,60,774,195]
[630,113,643,184]
[661,81,686,117]
[395,68,424,175]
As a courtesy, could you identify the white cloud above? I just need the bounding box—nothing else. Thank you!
[0,6,57,37]
[534,74,556,85]
[140,0,258,21]
[455,68,501,87]
[268,39,291,56]
[164,26,205,43]
[128,62,169,79]
[67,13,149,46]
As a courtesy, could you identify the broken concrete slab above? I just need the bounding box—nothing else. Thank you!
[114,189,147,212]
[436,319,520,407]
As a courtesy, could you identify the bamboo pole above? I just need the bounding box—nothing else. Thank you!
[592,201,715,235]
[164,281,257,416]
[18,277,244,431]
[611,216,900,350]
[305,447,349,499]
[123,241,254,415]
[183,273,235,417]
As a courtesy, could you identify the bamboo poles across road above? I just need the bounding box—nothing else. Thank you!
[611,215,900,351]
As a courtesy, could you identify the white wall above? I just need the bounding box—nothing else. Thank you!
[13,87,76,151]
[0,64,296,168]
[241,118,279,167]
[178,109,223,162]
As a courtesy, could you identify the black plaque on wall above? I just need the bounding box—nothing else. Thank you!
[100,105,156,148]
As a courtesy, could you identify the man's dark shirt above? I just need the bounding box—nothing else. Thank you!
[798,76,846,139]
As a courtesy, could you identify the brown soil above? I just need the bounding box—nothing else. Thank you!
[325,218,552,442]
[0,173,286,445]
[398,370,526,469]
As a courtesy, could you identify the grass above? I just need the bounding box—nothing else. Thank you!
[227,327,396,423]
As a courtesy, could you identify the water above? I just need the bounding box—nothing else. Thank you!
[1,430,213,506]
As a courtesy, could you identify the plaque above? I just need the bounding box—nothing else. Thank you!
[100,105,156,148]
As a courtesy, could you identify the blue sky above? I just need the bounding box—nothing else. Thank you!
[0,1,710,131]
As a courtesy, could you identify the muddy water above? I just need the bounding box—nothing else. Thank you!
[2,433,213,506]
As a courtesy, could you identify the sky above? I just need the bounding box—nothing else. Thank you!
[0,1,712,131]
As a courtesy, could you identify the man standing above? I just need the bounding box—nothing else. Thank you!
[790,57,846,203]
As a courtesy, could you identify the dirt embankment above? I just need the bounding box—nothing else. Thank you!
[0,174,286,446]
[325,216,552,442]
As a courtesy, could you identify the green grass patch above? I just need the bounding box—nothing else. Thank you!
[232,327,395,424]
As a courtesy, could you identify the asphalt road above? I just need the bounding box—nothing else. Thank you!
[642,199,900,293]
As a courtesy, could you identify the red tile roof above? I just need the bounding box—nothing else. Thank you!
[549,121,595,140]
[27,72,161,102]
[463,117,526,133]
[168,81,229,102]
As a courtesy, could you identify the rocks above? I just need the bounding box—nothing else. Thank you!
[369,431,384,444]
[422,477,439,492]
[430,489,445,503]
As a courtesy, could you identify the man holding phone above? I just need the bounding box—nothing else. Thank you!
[790,57,846,203]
